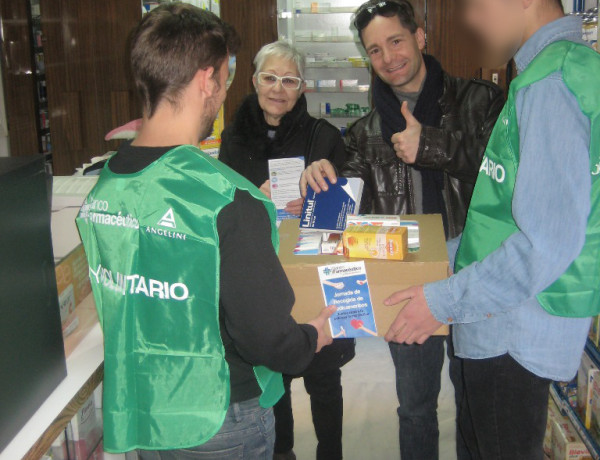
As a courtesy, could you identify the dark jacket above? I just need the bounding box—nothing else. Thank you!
[220,93,347,186]
[220,93,355,374]
[343,73,505,239]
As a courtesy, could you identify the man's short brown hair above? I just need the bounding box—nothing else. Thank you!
[130,3,240,117]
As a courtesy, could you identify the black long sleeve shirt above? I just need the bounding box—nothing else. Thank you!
[108,142,318,402]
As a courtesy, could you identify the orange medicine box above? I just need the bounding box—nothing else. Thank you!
[343,226,409,261]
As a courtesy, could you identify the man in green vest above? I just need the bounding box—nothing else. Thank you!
[76,4,335,459]
[381,0,600,458]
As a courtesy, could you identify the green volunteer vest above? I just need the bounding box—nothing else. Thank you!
[76,145,284,453]
[455,41,600,317]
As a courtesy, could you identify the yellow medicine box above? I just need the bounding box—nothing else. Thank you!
[343,226,409,261]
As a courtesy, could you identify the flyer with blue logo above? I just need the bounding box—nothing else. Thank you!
[318,261,377,339]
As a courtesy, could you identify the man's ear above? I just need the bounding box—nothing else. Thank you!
[415,27,426,51]
[195,66,217,97]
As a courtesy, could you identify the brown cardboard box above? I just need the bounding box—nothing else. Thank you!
[278,215,450,337]
[55,244,92,337]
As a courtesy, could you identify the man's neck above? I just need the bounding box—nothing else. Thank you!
[521,6,565,46]
[133,108,201,148]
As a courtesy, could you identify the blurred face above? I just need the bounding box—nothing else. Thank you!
[253,56,304,124]
[362,15,426,92]
[463,0,527,65]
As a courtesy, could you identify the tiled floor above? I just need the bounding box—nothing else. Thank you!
[291,337,458,460]
[110,338,458,460]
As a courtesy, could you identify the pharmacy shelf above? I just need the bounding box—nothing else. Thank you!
[295,36,360,43]
[306,61,369,69]
[551,382,600,460]
[305,86,370,93]
[278,8,357,17]
[587,339,600,367]
[309,112,362,120]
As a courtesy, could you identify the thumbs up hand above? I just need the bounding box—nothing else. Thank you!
[391,101,422,164]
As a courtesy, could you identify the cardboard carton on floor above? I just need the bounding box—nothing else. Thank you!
[551,417,592,460]
[278,215,449,337]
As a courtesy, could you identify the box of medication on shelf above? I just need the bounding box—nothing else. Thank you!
[545,398,565,457]
[278,215,449,337]
[55,244,92,337]
[589,316,600,347]
[590,372,600,443]
[577,352,599,429]
[551,417,592,460]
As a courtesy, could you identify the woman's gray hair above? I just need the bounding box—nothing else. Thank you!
[253,41,306,80]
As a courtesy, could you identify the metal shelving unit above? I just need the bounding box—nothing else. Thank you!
[277,0,372,132]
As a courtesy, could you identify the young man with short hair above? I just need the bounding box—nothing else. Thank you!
[383,0,600,458]
[76,4,334,459]
[301,1,504,458]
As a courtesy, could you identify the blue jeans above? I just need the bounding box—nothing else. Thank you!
[137,398,275,460]
[389,335,474,460]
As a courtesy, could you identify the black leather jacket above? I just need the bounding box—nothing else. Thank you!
[343,74,505,239]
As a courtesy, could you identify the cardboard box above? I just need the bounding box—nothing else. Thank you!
[55,244,92,337]
[278,215,449,337]
[70,395,103,460]
[546,398,565,457]
[590,373,600,442]
[578,352,599,428]
[551,418,592,460]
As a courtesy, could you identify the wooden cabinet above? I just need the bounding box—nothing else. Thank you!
[221,0,278,125]
[40,0,141,175]
[0,0,40,158]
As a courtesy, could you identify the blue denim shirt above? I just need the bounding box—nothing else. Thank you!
[424,16,592,381]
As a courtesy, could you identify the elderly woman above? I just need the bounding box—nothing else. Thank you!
[219,41,354,460]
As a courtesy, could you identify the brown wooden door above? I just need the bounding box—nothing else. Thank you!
[221,0,278,126]
[424,0,483,80]
[0,0,40,157]
[40,0,141,175]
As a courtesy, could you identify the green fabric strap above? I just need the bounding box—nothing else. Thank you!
[76,145,284,452]
[455,41,600,317]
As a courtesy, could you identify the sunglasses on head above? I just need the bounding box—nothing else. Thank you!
[353,0,414,32]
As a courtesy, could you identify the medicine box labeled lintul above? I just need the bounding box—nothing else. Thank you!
[343,226,408,261]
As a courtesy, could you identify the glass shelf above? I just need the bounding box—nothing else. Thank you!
[279,7,357,17]
[295,35,360,43]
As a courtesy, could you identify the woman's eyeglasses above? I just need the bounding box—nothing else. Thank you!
[353,1,412,32]
[257,72,304,90]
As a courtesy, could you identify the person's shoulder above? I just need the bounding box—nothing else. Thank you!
[444,73,504,102]
[217,189,270,238]
[347,110,381,139]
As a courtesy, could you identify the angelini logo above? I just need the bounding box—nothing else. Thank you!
[158,208,176,229]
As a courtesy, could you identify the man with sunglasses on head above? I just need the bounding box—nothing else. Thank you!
[301,1,504,459]
[76,5,335,459]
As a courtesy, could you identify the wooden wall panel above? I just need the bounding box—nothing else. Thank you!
[0,0,40,156]
[40,0,140,175]
[221,0,278,126]
[424,0,482,80]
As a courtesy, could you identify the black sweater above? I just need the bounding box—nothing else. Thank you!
[219,94,347,186]
[108,142,318,402]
